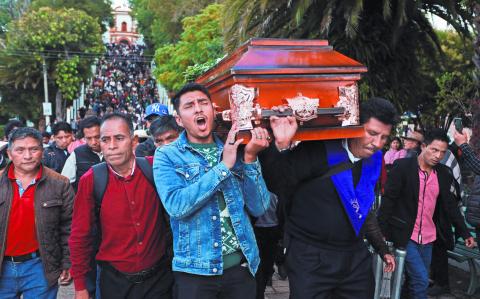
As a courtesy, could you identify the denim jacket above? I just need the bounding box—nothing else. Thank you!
[153,131,270,276]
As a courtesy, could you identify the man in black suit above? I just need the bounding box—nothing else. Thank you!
[260,97,396,299]
[378,128,475,299]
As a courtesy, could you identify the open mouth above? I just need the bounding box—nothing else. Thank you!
[195,116,208,131]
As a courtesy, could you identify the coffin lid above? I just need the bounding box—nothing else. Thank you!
[197,38,367,86]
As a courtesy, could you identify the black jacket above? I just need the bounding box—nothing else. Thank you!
[42,142,69,173]
[259,140,389,257]
[73,144,102,191]
[135,138,155,157]
[378,157,470,250]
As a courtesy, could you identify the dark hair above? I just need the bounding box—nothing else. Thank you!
[101,112,134,136]
[80,116,101,135]
[171,82,211,112]
[4,120,24,140]
[149,115,182,137]
[42,131,51,139]
[360,97,398,127]
[423,128,449,146]
[390,136,402,149]
[52,121,72,136]
[8,127,43,149]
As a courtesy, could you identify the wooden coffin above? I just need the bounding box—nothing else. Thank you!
[196,38,367,141]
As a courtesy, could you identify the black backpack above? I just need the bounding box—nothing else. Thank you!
[92,157,173,258]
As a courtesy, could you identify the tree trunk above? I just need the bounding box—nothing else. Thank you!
[55,89,64,121]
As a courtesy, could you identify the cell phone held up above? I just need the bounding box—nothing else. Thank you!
[453,117,463,133]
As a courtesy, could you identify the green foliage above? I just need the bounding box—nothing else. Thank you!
[130,0,216,50]
[0,7,104,121]
[55,56,82,101]
[31,0,112,31]
[153,3,224,91]
[435,71,477,124]
[0,0,31,35]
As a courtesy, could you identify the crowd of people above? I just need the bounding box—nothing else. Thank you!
[0,54,480,299]
[84,43,159,129]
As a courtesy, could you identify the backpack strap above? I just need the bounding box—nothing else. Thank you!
[92,162,109,212]
[135,157,154,185]
[92,162,109,252]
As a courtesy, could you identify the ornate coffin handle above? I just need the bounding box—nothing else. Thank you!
[229,84,256,130]
[286,93,319,122]
[222,84,346,130]
[336,84,360,126]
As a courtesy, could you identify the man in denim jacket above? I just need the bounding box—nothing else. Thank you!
[153,83,270,299]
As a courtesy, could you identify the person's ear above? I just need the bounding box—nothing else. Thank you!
[132,135,139,148]
[175,113,184,128]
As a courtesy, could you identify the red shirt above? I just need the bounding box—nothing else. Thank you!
[5,165,42,256]
[69,157,167,291]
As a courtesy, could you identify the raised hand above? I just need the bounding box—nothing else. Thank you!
[454,129,468,146]
[269,106,298,150]
[244,127,271,163]
[383,254,396,273]
[222,125,243,169]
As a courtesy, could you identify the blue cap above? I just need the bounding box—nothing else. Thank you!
[145,103,169,120]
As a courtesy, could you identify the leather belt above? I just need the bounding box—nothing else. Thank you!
[99,256,168,284]
[4,250,41,263]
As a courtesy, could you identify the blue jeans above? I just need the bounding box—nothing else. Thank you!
[405,240,433,299]
[0,257,58,299]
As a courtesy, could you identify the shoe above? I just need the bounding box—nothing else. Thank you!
[427,284,450,296]
[277,264,287,280]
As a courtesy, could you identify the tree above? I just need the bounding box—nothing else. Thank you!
[30,0,112,31]
[0,7,104,121]
[434,71,476,128]
[0,0,31,36]
[130,0,216,50]
[222,0,475,117]
[153,3,224,91]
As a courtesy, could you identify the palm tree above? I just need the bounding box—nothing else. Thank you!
[223,0,475,116]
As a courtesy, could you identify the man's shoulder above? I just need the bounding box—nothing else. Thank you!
[157,141,180,156]
[393,157,416,167]
[42,166,70,184]
[73,143,90,153]
[435,163,453,178]
[43,145,55,155]
[77,167,95,184]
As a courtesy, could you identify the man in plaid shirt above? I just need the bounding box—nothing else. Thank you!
[454,130,480,175]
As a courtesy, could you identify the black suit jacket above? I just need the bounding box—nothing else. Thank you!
[378,157,470,250]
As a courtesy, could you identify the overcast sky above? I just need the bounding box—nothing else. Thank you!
[113,0,128,7]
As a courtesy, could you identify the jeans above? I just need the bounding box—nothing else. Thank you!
[405,240,433,299]
[0,257,58,299]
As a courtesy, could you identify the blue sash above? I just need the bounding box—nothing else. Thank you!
[325,140,382,235]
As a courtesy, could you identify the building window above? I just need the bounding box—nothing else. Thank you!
[121,22,127,32]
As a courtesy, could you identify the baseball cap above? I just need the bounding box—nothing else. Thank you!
[145,103,169,120]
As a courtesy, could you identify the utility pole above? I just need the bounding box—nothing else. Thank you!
[42,56,51,126]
